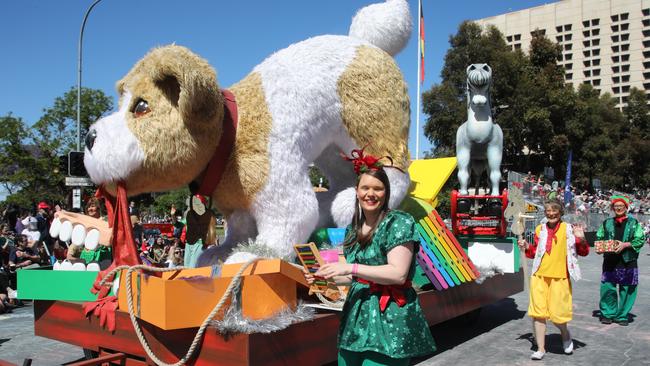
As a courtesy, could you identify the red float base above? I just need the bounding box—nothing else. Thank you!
[33,272,523,365]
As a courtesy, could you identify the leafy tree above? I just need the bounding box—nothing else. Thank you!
[146,188,191,217]
[1,87,113,207]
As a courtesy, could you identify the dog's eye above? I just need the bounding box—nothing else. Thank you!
[132,99,151,118]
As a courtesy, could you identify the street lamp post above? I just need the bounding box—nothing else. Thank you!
[77,0,103,152]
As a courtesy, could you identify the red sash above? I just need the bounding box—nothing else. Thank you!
[357,278,412,312]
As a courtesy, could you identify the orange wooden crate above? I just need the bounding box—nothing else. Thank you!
[117,259,308,330]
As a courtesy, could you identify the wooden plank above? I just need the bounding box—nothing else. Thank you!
[430,209,480,278]
[66,353,126,366]
[416,248,445,290]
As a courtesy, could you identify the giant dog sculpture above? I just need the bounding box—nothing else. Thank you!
[82,0,414,265]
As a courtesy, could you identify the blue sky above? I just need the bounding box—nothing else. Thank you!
[0,0,549,160]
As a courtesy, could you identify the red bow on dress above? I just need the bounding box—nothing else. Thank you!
[357,278,411,312]
[341,146,393,175]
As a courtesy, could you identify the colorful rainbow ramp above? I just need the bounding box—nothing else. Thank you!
[402,196,479,291]
[400,157,479,290]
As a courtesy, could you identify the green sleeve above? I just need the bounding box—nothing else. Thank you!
[383,211,419,253]
[596,223,606,241]
[630,222,646,253]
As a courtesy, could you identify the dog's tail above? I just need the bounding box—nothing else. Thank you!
[349,0,412,57]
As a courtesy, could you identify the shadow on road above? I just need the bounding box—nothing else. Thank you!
[417,298,526,359]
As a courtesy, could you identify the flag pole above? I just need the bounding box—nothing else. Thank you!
[415,0,422,160]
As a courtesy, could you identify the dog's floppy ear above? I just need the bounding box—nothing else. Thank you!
[147,45,223,124]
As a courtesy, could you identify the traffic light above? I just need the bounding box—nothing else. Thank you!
[68,151,88,177]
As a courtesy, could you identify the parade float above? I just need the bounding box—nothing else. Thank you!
[13,1,523,365]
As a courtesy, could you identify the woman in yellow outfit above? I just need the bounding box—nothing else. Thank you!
[517,199,589,361]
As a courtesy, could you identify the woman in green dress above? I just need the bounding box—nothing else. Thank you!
[309,150,436,366]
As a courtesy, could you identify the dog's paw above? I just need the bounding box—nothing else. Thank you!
[224,251,259,264]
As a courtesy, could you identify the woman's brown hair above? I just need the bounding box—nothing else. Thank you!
[342,168,391,249]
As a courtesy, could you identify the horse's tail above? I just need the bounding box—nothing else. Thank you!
[349,0,412,57]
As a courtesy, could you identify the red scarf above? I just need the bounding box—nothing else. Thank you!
[545,222,561,255]
[614,215,628,225]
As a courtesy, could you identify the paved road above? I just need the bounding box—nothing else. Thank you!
[0,249,648,365]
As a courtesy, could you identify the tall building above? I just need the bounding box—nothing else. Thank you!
[475,0,650,109]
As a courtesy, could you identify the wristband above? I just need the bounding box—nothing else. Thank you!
[352,263,359,276]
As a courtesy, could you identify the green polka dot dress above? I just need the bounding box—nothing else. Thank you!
[339,210,436,359]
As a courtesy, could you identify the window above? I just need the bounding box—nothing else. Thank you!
[593,39,600,46]
[622,64,630,72]
[564,43,572,50]
[622,44,629,51]
[622,75,630,82]
[565,62,573,69]
[593,49,601,56]
[556,36,563,42]
[584,70,591,77]
[623,85,630,93]
[593,59,601,66]
[621,13,629,21]
[613,76,621,83]
[612,35,620,42]
[622,54,630,61]
[584,30,591,37]
[621,34,629,41]
[565,24,572,31]
[583,40,591,47]
[566,73,573,80]
[612,25,619,32]
[613,55,620,62]
[592,19,600,26]
[584,80,591,85]
[514,43,522,50]
[644,50,650,58]
[613,66,620,73]
[611,14,619,22]
[557,54,563,61]
[584,50,591,57]
[644,72,650,79]
[644,40,650,48]
[644,19,650,27]
[565,34,572,41]
[507,35,513,42]
[613,86,621,93]
[583,20,590,27]
[622,96,628,103]
[593,69,601,76]
[565,53,573,60]
[612,45,620,53]
[556,26,562,33]
[644,61,650,68]
[584,60,591,67]
[593,28,600,36]
[644,30,650,37]
[644,8,650,16]
[621,23,629,31]
[514,34,521,41]
[593,79,601,86]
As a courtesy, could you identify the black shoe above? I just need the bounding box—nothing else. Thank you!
[616,320,629,326]
[600,317,612,324]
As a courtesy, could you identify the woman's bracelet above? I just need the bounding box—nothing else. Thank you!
[351,263,359,276]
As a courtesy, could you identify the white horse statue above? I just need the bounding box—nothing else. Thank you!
[456,64,503,196]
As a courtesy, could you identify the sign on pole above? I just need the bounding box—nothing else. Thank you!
[72,188,82,209]
[65,176,94,187]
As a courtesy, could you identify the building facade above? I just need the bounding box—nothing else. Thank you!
[475,0,650,108]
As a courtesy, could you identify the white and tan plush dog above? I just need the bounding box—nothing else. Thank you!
[84,0,413,265]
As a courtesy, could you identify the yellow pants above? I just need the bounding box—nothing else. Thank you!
[528,275,572,324]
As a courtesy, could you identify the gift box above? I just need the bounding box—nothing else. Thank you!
[17,266,109,302]
[595,240,617,253]
[117,259,308,330]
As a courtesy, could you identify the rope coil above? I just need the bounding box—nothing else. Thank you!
[97,257,262,366]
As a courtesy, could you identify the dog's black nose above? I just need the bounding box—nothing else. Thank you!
[85,129,97,151]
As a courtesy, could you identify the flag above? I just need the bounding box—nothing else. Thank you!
[563,150,573,206]
[419,1,425,83]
